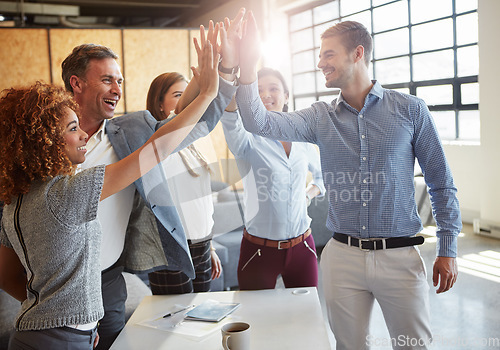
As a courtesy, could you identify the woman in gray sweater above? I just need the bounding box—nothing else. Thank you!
[0,41,218,350]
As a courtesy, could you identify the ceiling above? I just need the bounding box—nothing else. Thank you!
[0,0,235,28]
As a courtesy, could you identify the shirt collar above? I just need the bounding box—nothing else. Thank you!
[335,80,384,109]
[369,80,384,100]
[91,120,107,142]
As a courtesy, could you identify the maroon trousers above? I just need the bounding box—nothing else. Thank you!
[237,231,318,290]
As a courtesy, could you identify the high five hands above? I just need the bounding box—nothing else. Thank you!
[191,8,260,85]
[218,8,260,84]
[192,36,220,101]
[219,8,246,73]
[238,10,260,84]
[186,7,259,92]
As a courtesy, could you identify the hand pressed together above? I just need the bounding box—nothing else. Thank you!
[219,8,246,69]
[238,11,261,84]
[192,40,219,101]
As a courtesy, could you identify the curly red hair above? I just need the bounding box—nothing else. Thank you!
[0,82,80,204]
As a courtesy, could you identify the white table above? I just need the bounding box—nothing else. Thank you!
[110,287,332,349]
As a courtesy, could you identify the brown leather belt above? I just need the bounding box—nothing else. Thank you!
[243,228,311,250]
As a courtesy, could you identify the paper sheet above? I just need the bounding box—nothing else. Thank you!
[136,304,235,341]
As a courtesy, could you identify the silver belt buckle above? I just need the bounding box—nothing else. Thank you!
[358,239,371,251]
[277,240,289,250]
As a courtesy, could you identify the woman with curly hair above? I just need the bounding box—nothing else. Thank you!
[0,41,218,350]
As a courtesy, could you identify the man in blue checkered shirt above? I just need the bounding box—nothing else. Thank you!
[234,13,461,350]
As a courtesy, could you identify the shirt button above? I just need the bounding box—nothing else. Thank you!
[363,202,367,207]
[362,226,366,230]
[362,157,367,161]
[363,179,367,183]
[361,135,366,139]
[359,114,363,118]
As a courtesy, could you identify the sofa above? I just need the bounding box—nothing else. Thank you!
[210,181,245,291]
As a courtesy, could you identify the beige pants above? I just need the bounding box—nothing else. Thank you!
[321,238,432,350]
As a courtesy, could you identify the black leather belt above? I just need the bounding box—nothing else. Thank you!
[333,232,425,251]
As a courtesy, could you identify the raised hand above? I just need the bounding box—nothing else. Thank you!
[192,40,220,101]
[194,20,220,69]
[239,11,261,84]
[219,7,246,70]
[174,22,221,114]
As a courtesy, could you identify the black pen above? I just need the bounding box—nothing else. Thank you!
[163,305,194,318]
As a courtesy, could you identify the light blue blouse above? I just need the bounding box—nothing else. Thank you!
[221,111,326,240]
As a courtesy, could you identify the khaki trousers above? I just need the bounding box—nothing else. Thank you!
[321,238,432,350]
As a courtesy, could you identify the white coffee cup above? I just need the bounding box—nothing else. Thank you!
[221,322,251,350]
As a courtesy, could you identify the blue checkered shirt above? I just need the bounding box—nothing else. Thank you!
[236,80,461,257]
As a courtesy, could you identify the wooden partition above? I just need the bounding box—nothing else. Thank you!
[123,29,190,112]
[0,29,51,92]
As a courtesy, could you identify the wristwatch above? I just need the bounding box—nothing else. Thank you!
[218,61,239,75]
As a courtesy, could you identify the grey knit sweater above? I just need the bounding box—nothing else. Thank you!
[0,166,105,331]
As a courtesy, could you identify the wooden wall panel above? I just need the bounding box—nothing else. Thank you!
[123,29,190,112]
[49,29,124,114]
[0,29,50,92]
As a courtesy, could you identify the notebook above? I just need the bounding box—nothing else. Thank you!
[185,299,240,322]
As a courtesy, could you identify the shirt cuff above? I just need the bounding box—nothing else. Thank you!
[220,75,239,86]
[436,233,458,257]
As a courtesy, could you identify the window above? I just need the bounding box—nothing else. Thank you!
[287,0,479,141]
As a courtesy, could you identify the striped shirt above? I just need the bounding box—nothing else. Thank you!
[236,80,461,257]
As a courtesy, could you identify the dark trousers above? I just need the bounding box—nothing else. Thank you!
[9,326,98,350]
[237,232,318,290]
[95,265,127,350]
[148,239,212,294]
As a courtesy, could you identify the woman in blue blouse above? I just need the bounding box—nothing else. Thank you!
[221,68,326,290]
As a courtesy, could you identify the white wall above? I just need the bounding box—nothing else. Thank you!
[419,0,499,229]
[478,0,500,229]
[442,144,481,223]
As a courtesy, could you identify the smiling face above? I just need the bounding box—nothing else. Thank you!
[317,35,357,90]
[159,80,188,119]
[258,75,289,112]
[62,108,88,165]
[73,57,123,125]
